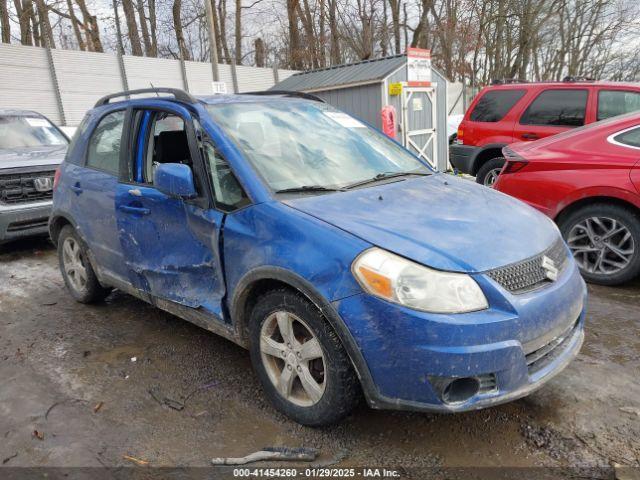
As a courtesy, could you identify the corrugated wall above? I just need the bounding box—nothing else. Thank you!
[0,44,61,123]
[0,44,297,126]
[52,49,123,126]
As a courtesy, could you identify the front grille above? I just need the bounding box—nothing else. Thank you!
[525,319,580,375]
[487,239,569,294]
[0,170,55,205]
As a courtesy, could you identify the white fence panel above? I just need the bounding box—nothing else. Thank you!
[277,69,298,83]
[0,44,60,123]
[236,64,276,92]
[184,60,235,95]
[52,49,123,125]
[0,44,300,125]
[123,55,184,90]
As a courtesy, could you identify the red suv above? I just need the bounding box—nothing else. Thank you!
[450,79,640,186]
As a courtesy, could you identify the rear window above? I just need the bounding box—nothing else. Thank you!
[469,89,526,122]
[612,127,640,149]
[520,89,588,127]
[597,90,640,121]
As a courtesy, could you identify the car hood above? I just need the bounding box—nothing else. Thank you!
[283,174,559,272]
[0,145,66,170]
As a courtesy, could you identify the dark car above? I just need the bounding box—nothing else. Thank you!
[0,109,68,243]
[450,80,640,186]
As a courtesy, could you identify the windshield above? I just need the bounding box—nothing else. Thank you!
[206,101,430,191]
[0,115,68,149]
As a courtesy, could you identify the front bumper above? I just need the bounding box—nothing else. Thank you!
[0,201,52,243]
[449,144,481,175]
[333,256,587,413]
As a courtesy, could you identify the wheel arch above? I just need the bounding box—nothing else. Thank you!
[555,194,640,225]
[48,212,78,247]
[472,144,506,175]
[229,267,380,405]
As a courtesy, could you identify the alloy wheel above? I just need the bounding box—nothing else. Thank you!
[62,237,88,293]
[484,168,501,187]
[566,216,635,275]
[260,311,326,407]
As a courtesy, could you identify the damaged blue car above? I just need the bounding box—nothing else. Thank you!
[50,88,586,426]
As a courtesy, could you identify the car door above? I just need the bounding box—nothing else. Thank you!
[114,103,226,316]
[72,108,130,281]
[513,88,590,142]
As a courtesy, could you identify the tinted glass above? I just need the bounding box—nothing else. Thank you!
[613,127,640,148]
[204,142,250,211]
[86,111,125,174]
[206,101,429,192]
[520,89,588,127]
[469,90,526,122]
[0,115,67,149]
[597,90,640,121]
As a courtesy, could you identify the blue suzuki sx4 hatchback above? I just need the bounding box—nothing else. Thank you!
[50,88,586,426]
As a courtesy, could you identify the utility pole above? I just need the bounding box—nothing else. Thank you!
[204,0,220,82]
[113,0,125,54]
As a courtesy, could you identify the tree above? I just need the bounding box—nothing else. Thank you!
[0,0,10,43]
[121,0,142,55]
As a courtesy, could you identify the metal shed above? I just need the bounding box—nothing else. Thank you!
[271,54,450,171]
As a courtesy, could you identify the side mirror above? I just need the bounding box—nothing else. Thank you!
[153,163,196,198]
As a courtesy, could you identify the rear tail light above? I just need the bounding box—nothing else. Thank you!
[456,128,464,144]
[53,167,61,191]
[501,147,529,174]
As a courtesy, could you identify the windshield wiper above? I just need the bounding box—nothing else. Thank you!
[275,185,345,194]
[344,171,430,190]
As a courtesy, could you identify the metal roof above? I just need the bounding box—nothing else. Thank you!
[271,55,407,92]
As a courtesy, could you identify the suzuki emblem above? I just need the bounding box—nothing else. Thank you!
[541,256,558,281]
[33,176,53,192]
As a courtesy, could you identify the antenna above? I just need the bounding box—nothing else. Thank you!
[149,82,160,97]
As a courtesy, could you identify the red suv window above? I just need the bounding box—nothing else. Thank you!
[520,89,588,127]
[597,90,640,121]
[469,89,526,122]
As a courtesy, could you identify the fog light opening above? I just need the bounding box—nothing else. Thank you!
[442,377,480,404]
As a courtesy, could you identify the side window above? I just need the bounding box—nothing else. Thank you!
[136,111,191,184]
[86,111,125,174]
[520,89,588,127]
[612,127,640,149]
[597,90,640,121]
[469,90,526,122]
[203,142,250,211]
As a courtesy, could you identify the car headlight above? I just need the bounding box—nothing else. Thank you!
[352,248,488,313]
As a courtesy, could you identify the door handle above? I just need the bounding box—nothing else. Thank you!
[521,133,539,140]
[70,183,83,194]
[118,205,150,215]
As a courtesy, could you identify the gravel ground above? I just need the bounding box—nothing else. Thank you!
[0,238,639,478]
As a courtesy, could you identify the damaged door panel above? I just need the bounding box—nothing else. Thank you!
[114,103,227,318]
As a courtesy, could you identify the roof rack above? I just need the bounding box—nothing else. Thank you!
[94,88,198,107]
[562,76,595,83]
[490,78,529,85]
[242,90,325,103]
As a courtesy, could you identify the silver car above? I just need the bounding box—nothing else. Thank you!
[0,110,68,243]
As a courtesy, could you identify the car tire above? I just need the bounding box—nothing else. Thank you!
[248,288,361,426]
[559,203,640,285]
[476,157,505,187]
[57,225,111,303]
